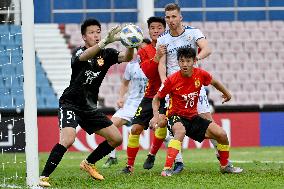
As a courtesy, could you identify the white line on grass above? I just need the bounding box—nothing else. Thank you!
[0,184,21,188]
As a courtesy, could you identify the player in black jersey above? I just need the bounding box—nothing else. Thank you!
[39,19,134,187]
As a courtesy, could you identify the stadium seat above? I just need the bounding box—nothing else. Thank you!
[250,72,264,83]
[231,21,245,30]
[256,83,269,92]
[230,41,243,52]
[244,21,258,30]
[242,82,256,92]
[258,21,271,30]
[14,95,24,108]
[264,92,279,104]
[218,21,231,31]
[271,21,284,30]
[244,41,257,52]
[270,83,283,92]
[237,72,250,83]
[264,72,278,82]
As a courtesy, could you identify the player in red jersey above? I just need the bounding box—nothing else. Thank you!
[121,16,168,174]
[150,47,243,176]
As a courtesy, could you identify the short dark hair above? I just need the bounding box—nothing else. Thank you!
[142,38,151,44]
[81,18,101,35]
[147,16,166,28]
[177,47,196,60]
[165,3,181,12]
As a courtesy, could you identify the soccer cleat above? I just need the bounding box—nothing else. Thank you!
[121,165,134,174]
[220,164,243,174]
[143,154,155,169]
[39,176,51,187]
[173,162,184,174]
[80,160,104,180]
[161,169,173,177]
[102,157,118,168]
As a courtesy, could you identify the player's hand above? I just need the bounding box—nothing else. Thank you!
[116,97,124,108]
[98,25,122,48]
[149,116,159,131]
[154,44,167,62]
[221,92,232,104]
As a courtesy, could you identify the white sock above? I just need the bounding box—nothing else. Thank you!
[175,151,183,163]
[109,149,116,158]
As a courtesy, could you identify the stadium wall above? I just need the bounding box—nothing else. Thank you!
[34,0,284,23]
[1,111,283,152]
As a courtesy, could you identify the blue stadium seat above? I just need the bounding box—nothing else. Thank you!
[14,34,22,45]
[9,25,21,34]
[14,95,24,108]
[45,96,58,108]
[11,87,23,96]
[37,96,46,109]
[1,95,14,109]
[0,25,9,34]
[40,86,56,96]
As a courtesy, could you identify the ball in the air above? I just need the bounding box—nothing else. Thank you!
[120,24,143,48]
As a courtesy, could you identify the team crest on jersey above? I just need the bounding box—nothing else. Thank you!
[188,35,192,41]
[97,56,104,66]
[194,78,201,88]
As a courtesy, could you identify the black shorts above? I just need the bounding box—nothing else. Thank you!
[167,115,212,143]
[58,106,113,135]
[131,97,166,130]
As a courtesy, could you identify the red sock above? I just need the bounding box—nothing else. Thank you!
[149,135,164,155]
[164,147,179,168]
[127,147,139,166]
[218,150,229,166]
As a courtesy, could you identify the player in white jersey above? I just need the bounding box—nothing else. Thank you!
[102,39,150,168]
[156,3,235,173]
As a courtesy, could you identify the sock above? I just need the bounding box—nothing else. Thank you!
[175,151,183,163]
[86,140,114,164]
[149,127,167,155]
[109,149,116,158]
[41,143,67,177]
[127,134,140,166]
[210,139,220,157]
[217,144,230,166]
[164,139,181,169]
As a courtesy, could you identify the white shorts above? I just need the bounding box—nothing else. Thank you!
[112,101,140,122]
[197,86,211,114]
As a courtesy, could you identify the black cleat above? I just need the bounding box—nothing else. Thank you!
[143,154,155,170]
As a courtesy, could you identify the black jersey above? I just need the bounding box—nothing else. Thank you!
[59,46,120,111]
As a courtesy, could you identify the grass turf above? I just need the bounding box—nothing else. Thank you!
[1,147,284,188]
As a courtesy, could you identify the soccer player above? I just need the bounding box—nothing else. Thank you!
[150,47,243,176]
[156,3,228,170]
[39,19,135,187]
[121,16,169,174]
[102,39,150,168]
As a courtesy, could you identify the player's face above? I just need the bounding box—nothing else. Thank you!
[82,25,101,48]
[178,56,195,75]
[148,22,165,41]
[165,10,182,31]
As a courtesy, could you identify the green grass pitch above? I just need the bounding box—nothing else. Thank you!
[1,147,284,188]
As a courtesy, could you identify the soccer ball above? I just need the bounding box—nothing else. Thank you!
[120,24,144,48]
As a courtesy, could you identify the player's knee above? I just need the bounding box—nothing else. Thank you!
[217,128,229,144]
[131,124,143,135]
[60,137,75,149]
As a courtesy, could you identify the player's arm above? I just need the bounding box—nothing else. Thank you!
[158,55,167,82]
[196,38,212,61]
[117,48,135,63]
[117,78,130,108]
[210,78,232,104]
[79,26,123,61]
[150,94,161,128]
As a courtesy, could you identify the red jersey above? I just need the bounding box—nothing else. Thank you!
[157,68,212,119]
[138,44,161,98]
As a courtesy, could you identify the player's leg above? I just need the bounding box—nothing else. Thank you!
[161,116,185,177]
[79,110,122,180]
[102,116,128,168]
[205,122,243,174]
[144,98,167,169]
[40,107,77,187]
[144,113,167,169]
[122,123,144,173]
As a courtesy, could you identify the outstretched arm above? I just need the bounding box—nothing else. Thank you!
[211,78,231,104]
[79,26,122,61]
[149,94,161,128]
[158,55,167,83]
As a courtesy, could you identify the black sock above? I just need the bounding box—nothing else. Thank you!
[41,143,67,177]
[86,140,114,164]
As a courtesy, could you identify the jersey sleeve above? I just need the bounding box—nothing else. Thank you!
[193,28,206,42]
[157,78,172,99]
[200,69,212,86]
[123,63,131,81]
[102,48,120,65]
[138,48,158,78]
[71,48,84,67]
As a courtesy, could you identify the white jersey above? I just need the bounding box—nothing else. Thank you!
[157,25,210,114]
[157,25,205,76]
[113,59,147,122]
